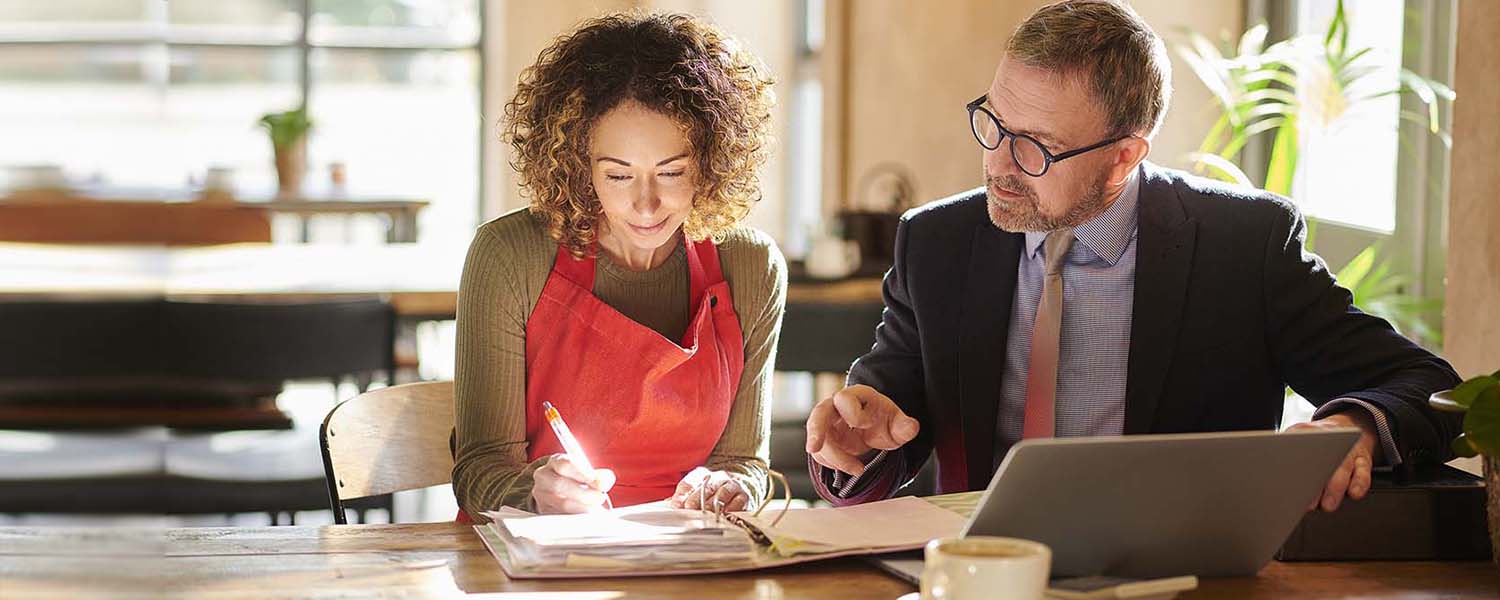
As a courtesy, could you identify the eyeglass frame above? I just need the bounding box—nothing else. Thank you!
[966,93,1132,177]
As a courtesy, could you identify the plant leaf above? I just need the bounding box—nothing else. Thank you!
[1238,23,1269,57]
[1336,244,1377,291]
[1462,386,1500,456]
[1452,433,1479,458]
[1431,391,1469,414]
[1451,375,1500,408]
[1263,112,1298,197]
[1187,152,1254,187]
[1177,44,1238,119]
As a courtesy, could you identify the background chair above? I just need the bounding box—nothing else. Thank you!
[771,292,936,500]
[320,381,454,524]
[0,298,399,524]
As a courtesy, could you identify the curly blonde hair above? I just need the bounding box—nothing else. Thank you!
[503,12,776,258]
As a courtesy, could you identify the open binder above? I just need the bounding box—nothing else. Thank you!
[473,481,981,579]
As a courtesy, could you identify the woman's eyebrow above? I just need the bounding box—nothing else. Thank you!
[655,153,689,166]
[594,153,690,167]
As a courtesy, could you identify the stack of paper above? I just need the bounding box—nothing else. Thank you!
[473,494,975,578]
[484,503,757,570]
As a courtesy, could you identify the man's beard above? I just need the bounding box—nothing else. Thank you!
[985,171,1111,232]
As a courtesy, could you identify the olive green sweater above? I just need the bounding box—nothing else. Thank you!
[452,208,787,518]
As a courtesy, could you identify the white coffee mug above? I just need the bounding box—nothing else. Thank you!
[920,536,1051,600]
[805,235,861,279]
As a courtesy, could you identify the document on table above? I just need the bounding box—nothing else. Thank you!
[475,494,973,578]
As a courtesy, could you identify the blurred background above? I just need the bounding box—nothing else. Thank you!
[0,0,1494,527]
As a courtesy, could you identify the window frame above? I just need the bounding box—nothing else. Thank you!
[1252,0,1455,331]
[0,0,488,235]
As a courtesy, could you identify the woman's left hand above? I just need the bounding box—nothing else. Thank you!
[668,467,751,513]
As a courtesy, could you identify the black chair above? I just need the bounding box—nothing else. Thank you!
[0,297,397,523]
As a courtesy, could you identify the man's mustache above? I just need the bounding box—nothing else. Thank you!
[986,174,1033,199]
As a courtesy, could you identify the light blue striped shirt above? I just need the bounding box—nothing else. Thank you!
[994,174,1140,460]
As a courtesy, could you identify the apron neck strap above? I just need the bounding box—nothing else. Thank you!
[684,236,724,314]
[552,244,597,290]
[552,233,725,296]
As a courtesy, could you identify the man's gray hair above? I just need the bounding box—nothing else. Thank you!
[1006,0,1172,138]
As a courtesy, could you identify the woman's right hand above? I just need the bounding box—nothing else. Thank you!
[531,454,616,514]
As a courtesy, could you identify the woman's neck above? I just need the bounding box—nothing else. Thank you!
[597,226,680,271]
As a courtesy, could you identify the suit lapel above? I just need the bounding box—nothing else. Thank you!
[1124,164,1198,434]
[957,221,1022,489]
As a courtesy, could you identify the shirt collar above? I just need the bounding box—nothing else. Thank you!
[1024,171,1140,266]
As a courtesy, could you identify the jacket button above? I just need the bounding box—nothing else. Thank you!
[709,295,718,308]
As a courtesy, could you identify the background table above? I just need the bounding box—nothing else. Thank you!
[2,523,1494,599]
[0,188,429,244]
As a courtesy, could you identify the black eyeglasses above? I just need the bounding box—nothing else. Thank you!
[966,94,1129,177]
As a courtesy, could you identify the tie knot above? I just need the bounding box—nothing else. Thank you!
[1042,228,1074,275]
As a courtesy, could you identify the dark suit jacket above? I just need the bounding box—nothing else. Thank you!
[814,162,1461,505]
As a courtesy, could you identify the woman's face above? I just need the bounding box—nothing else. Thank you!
[589,100,697,260]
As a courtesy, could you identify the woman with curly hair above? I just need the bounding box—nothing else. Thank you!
[452,12,785,519]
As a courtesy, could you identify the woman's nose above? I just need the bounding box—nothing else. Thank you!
[632,180,661,215]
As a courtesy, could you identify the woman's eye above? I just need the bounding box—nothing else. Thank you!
[659,171,685,178]
[605,174,632,182]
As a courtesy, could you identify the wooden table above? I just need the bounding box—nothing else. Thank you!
[1,188,429,244]
[2,523,1494,599]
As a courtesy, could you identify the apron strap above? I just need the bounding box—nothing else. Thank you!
[551,244,596,290]
[684,236,725,317]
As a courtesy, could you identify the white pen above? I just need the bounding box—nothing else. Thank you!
[541,401,614,510]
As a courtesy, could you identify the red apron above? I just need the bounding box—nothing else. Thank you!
[457,237,744,521]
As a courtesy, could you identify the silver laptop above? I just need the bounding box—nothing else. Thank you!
[870,429,1359,581]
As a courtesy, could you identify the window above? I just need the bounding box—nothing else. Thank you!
[783,0,826,259]
[0,0,481,242]
[1289,0,1404,233]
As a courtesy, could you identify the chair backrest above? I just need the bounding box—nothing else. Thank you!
[319,381,454,523]
[0,297,394,381]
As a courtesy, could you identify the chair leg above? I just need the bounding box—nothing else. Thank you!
[268,511,280,526]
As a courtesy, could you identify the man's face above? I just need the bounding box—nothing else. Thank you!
[981,57,1119,232]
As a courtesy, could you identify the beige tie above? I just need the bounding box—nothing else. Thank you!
[1022,228,1074,439]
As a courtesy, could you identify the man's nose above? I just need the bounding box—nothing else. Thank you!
[984,142,1018,179]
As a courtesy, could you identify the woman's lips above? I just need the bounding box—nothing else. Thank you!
[630,219,668,235]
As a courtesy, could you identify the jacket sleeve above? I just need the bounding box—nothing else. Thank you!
[810,213,935,504]
[1262,200,1461,466]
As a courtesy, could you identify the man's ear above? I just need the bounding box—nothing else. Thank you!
[1108,135,1151,186]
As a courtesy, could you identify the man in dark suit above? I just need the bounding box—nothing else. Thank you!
[805,0,1460,511]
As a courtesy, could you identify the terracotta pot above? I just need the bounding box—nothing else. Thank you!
[1487,455,1500,569]
[273,138,306,198]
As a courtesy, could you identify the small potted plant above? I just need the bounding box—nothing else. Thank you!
[1431,371,1500,567]
[258,106,312,198]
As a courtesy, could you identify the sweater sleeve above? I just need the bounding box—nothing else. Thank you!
[451,225,546,519]
[701,229,787,509]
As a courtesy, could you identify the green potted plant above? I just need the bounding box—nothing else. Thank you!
[1176,0,1453,344]
[258,106,313,198]
[1431,373,1500,567]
